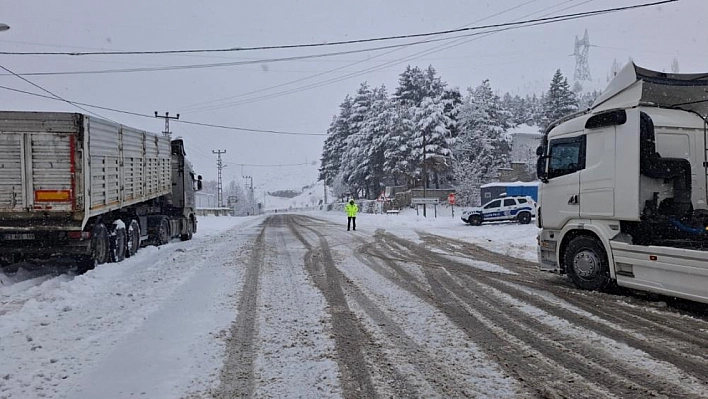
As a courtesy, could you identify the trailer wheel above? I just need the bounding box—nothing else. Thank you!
[517,212,532,225]
[564,235,611,291]
[468,215,483,226]
[156,216,171,246]
[180,217,194,241]
[110,222,126,263]
[126,219,141,258]
[78,223,110,273]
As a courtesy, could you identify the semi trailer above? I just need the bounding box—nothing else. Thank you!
[0,111,202,273]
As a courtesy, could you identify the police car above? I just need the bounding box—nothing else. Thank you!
[461,196,536,226]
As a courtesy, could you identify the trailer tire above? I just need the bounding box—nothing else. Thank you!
[78,223,110,273]
[517,212,532,225]
[126,219,141,258]
[156,216,171,246]
[564,235,611,291]
[110,222,126,263]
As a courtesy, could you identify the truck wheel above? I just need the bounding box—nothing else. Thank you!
[126,219,141,258]
[468,215,483,226]
[517,212,532,224]
[564,236,611,291]
[156,217,171,246]
[180,217,194,241]
[110,222,126,263]
[78,223,110,273]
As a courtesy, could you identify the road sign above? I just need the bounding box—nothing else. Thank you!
[448,193,455,205]
[411,197,440,205]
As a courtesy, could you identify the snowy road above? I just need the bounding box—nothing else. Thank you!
[1,213,707,398]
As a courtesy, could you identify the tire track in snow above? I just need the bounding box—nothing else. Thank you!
[293,216,521,398]
[369,231,707,398]
[355,234,605,398]
[287,215,379,399]
[419,233,708,363]
[214,219,268,398]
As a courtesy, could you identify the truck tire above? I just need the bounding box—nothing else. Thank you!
[564,235,611,291]
[126,219,141,258]
[156,216,171,246]
[77,223,110,273]
[180,217,194,241]
[110,221,126,263]
[468,215,483,226]
[517,212,532,224]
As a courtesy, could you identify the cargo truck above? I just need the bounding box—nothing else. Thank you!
[0,111,202,273]
[536,63,708,304]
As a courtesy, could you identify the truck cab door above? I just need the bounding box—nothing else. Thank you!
[539,133,586,228]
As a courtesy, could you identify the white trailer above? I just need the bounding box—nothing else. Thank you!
[536,63,708,304]
[0,111,202,272]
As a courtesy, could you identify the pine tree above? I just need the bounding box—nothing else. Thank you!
[540,69,578,132]
[319,96,353,185]
[340,82,374,197]
[453,80,511,205]
[413,95,454,189]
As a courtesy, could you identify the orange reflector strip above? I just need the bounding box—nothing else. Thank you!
[649,255,658,261]
[35,190,71,202]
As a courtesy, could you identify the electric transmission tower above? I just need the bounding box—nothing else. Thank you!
[213,150,226,207]
[573,29,591,82]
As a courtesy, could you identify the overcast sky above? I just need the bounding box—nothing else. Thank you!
[0,0,705,188]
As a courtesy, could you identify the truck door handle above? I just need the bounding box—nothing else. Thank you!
[568,195,579,205]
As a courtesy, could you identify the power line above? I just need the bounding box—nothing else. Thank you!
[0,63,111,121]
[0,1,676,57]
[185,0,596,113]
[173,119,327,136]
[224,161,311,167]
[180,0,541,112]
[0,84,327,136]
[0,43,442,77]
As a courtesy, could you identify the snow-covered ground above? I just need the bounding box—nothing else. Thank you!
[315,205,539,261]
[0,210,535,399]
[0,216,265,399]
[2,210,706,398]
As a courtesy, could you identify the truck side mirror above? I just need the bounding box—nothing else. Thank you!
[536,145,545,156]
[536,156,548,183]
[197,175,203,191]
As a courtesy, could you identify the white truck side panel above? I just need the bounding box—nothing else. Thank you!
[85,116,171,218]
[611,241,708,304]
[0,133,23,210]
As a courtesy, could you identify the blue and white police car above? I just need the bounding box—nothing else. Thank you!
[461,196,536,226]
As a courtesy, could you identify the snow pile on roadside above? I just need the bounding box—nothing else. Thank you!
[0,215,262,399]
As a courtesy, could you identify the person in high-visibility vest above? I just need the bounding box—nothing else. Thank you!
[345,199,358,231]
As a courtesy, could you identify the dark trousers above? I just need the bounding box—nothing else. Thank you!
[348,217,356,231]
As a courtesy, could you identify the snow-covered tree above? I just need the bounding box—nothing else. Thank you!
[340,82,374,197]
[453,80,511,205]
[319,96,353,185]
[540,69,578,132]
[412,96,454,189]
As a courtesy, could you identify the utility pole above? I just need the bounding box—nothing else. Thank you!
[323,182,328,208]
[213,150,226,207]
[243,175,254,215]
[422,128,427,217]
[154,111,180,139]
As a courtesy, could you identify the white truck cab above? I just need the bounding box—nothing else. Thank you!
[536,63,708,304]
